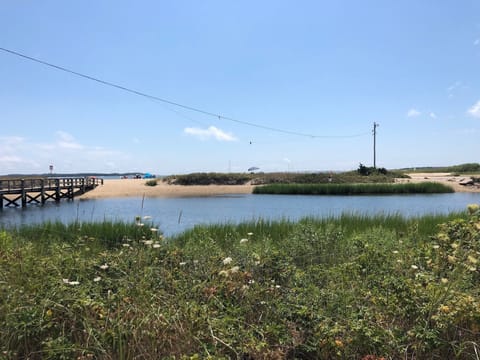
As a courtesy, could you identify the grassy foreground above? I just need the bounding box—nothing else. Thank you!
[1,208,480,359]
[253,182,454,195]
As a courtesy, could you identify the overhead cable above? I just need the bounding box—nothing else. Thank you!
[0,46,369,138]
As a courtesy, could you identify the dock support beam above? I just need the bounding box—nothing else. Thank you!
[21,179,27,208]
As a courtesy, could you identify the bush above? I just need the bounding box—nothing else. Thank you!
[165,172,252,185]
[145,179,158,186]
[357,163,388,176]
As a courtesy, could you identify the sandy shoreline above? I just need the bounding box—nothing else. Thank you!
[78,173,480,199]
[395,173,480,193]
[79,179,254,199]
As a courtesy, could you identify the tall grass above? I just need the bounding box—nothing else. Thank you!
[253,181,454,195]
[402,162,480,174]
[1,209,479,359]
[10,220,157,250]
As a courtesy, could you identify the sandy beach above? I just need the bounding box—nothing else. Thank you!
[79,179,255,199]
[396,173,480,193]
[78,173,480,199]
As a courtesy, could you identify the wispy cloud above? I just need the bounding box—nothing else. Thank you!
[447,81,462,98]
[407,108,421,117]
[467,100,480,118]
[429,112,437,119]
[55,131,83,149]
[0,131,129,173]
[474,38,480,46]
[184,126,237,141]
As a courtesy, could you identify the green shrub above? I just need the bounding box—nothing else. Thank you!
[145,179,158,186]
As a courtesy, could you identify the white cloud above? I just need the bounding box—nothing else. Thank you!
[55,131,83,149]
[447,81,462,98]
[184,126,237,142]
[429,112,437,119]
[407,108,421,117]
[0,155,23,163]
[467,100,480,118]
[0,131,130,173]
[474,38,480,46]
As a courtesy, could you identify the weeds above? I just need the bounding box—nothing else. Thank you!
[1,210,479,359]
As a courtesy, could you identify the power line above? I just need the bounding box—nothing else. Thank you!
[0,46,369,139]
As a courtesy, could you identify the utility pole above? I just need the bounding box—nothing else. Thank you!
[373,122,379,168]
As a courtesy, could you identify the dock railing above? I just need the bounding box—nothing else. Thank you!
[0,177,103,208]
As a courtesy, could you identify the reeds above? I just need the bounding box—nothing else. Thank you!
[253,181,454,195]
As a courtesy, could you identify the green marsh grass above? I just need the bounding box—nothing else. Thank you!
[253,181,454,195]
[1,210,479,359]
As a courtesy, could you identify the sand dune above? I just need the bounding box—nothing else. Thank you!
[79,174,480,199]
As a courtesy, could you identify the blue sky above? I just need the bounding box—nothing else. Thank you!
[1,1,479,174]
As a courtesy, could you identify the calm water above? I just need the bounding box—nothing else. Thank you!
[1,193,479,236]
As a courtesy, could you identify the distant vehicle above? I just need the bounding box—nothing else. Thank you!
[143,173,156,179]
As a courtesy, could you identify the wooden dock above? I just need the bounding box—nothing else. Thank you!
[0,177,103,209]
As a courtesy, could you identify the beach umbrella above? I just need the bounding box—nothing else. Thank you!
[248,166,259,172]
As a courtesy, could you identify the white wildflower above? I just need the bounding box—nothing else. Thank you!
[62,278,70,284]
[432,244,440,249]
[93,276,101,282]
[69,281,80,286]
[218,270,229,277]
[152,243,161,248]
[468,255,478,264]
[179,262,187,266]
[240,238,248,244]
[223,257,233,265]
[230,266,240,273]
[247,232,253,236]
[150,228,158,233]
[143,240,154,245]
[122,243,131,247]
[411,265,419,270]
[100,264,109,270]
